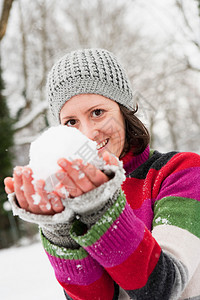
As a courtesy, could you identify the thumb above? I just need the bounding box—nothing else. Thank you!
[4,177,14,194]
[102,151,118,166]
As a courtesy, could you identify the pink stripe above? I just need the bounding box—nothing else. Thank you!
[85,202,145,268]
[46,251,103,285]
[134,198,153,231]
[156,167,200,202]
[123,145,150,175]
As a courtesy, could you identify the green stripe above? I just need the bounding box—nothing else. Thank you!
[153,197,200,238]
[40,229,88,260]
[71,189,126,247]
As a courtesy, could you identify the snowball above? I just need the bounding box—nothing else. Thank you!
[29,126,103,190]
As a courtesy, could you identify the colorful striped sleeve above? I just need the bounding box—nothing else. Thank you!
[71,190,171,299]
[152,152,200,299]
[70,152,200,299]
[40,230,118,300]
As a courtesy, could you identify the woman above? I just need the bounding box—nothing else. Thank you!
[4,48,200,300]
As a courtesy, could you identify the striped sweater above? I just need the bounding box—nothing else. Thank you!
[41,146,200,300]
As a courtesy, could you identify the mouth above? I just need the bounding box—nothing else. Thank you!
[96,138,109,150]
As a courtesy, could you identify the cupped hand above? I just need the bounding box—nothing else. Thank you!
[4,151,118,215]
[55,150,118,198]
[4,166,64,215]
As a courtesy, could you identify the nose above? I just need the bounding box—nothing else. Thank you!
[79,123,99,141]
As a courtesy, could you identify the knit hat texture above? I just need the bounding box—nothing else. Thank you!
[47,48,134,123]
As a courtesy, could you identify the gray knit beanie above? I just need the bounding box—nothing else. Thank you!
[47,48,134,123]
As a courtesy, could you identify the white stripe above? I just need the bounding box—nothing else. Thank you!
[152,225,200,280]
[180,264,200,299]
[152,225,200,299]
[118,288,131,300]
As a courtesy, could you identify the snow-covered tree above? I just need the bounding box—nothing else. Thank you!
[1,0,200,160]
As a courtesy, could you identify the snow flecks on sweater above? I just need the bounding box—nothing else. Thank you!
[41,147,200,300]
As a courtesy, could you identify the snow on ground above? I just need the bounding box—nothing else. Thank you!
[0,239,65,300]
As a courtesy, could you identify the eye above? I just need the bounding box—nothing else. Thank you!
[92,109,104,117]
[65,119,76,126]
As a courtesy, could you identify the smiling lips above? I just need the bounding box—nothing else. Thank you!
[96,138,109,150]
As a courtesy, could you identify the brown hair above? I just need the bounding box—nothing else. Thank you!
[119,104,150,157]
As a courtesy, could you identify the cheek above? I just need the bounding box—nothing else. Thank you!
[98,120,113,135]
[102,117,124,135]
[115,120,126,151]
[110,122,125,147]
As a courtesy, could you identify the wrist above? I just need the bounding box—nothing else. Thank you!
[79,189,120,227]
[68,161,125,216]
[41,223,79,249]
[8,192,74,225]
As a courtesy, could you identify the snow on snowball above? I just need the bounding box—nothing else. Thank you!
[29,126,102,190]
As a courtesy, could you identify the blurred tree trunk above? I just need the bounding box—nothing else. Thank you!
[39,0,48,106]
[15,0,49,132]
[0,0,14,41]
[176,0,200,72]
[18,0,30,113]
[196,0,200,16]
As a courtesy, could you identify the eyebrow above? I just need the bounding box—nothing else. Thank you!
[62,103,107,120]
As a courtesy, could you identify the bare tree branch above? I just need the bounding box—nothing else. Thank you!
[176,0,194,32]
[13,101,48,132]
[184,55,200,72]
[175,0,200,49]
[0,0,14,41]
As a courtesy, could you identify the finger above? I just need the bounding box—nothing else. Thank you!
[22,167,40,213]
[13,167,29,210]
[4,177,14,194]
[5,186,12,194]
[102,151,118,166]
[58,159,96,193]
[22,168,44,214]
[55,171,82,197]
[48,192,64,213]
[81,163,108,187]
[34,180,54,214]
[54,182,70,198]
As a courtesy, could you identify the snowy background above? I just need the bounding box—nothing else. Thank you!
[0,239,65,300]
[1,0,200,166]
[0,0,200,299]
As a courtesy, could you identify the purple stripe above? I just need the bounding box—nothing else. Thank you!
[123,145,150,175]
[134,198,153,231]
[156,167,200,202]
[85,202,145,268]
[46,251,103,285]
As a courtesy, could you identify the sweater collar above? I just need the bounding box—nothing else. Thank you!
[121,145,150,175]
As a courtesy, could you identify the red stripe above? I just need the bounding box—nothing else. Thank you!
[105,228,161,290]
[123,153,200,209]
[122,172,161,208]
[146,169,162,200]
[148,152,200,174]
[122,178,146,209]
[59,269,114,300]
[157,152,200,177]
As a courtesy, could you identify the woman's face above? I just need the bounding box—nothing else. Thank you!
[60,94,125,158]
